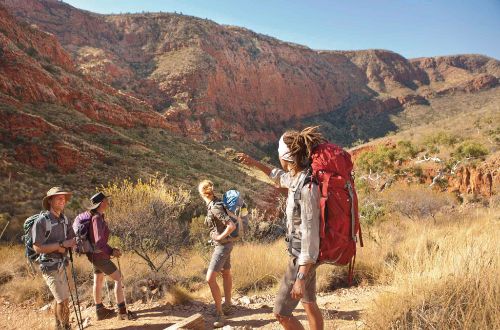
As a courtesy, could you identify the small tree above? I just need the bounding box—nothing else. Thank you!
[102,177,190,272]
[384,184,454,222]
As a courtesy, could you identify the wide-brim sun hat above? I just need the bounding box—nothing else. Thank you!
[42,187,73,210]
[86,192,110,210]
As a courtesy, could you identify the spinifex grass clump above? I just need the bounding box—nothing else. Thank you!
[365,208,500,329]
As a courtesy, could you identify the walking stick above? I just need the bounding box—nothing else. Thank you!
[117,257,129,307]
[0,220,9,240]
[68,249,84,329]
[63,257,83,330]
[105,276,113,307]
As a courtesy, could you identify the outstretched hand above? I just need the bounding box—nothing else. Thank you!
[236,152,273,176]
[236,153,256,167]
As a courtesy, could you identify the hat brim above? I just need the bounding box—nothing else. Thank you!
[86,201,102,210]
[42,192,72,210]
[84,196,110,211]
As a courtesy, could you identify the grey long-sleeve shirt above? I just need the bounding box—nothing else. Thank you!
[269,168,321,265]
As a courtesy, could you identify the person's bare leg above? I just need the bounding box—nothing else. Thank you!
[303,302,324,330]
[108,270,124,304]
[206,270,222,314]
[55,299,70,327]
[221,269,232,306]
[93,273,104,304]
[53,301,60,327]
[62,300,70,326]
[275,313,305,330]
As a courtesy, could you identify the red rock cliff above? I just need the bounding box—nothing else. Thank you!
[4,0,498,143]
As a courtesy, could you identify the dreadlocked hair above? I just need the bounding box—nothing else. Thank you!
[282,126,326,169]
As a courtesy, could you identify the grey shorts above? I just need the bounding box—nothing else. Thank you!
[91,258,118,275]
[208,242,233,273]
[273,258,317,317]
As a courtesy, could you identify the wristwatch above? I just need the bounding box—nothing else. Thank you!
[296,272,306,280]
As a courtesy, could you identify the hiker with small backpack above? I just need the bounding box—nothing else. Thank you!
[30,187,77,330]
[74,192,136,321]
[198,179,238,328]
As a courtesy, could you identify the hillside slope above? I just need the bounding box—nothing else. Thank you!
[0,5,274,241]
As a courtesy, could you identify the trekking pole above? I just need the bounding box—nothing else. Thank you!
[117,258,129,307]
[68,249,84,330]
[0,220,10,240]
[63,257,83,330]
[105,276,113,307]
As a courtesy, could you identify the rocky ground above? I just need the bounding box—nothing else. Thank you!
[0,286,382,329]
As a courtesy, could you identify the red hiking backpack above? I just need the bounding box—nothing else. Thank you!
[310,143,363,283]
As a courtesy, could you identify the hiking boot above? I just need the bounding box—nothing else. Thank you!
[213,313,225,328]
[96,306,115,320]
[222,303,235,315]
[118,309,138,320]
[55,320,71,330]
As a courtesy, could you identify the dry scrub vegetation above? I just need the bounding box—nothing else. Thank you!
[0,177,498,329]
[365,207,499,329]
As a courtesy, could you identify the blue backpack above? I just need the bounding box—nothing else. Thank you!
[223,190,248,237]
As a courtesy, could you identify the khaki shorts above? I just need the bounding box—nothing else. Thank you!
[273,258,317,317]
[91,258,118,275]
[208,242,233,273]
[42,266,71,303]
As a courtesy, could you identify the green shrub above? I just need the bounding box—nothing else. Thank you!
[423,132,460,148]
[356,141,420,174]
[408,166,424,178]
[360,200,386,226]
[396,140,420,159]
[453,141,489,159]
[356,146,397,173]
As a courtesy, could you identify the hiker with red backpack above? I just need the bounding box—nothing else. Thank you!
[198,179,238,328]
[238,127,324,329]
[238,126,362,330]
[73,192,136,321]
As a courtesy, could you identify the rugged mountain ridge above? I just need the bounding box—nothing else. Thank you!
[0,4,277,235]
[3,0,498,143]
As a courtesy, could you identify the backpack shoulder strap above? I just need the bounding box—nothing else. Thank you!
[209,201,239,226]
[62,214,69,240]
[39,211,52,240]
[293,170,315,203]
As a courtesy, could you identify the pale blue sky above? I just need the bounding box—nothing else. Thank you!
[64,0,500,59]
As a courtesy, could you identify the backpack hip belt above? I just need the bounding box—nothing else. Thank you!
[40,256,66,270]
[285,235,301,258]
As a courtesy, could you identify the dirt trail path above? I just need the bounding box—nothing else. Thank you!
[0,286,382,329]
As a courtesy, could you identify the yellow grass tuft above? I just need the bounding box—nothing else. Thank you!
[365,208,500,329]
[164,284,194,305]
